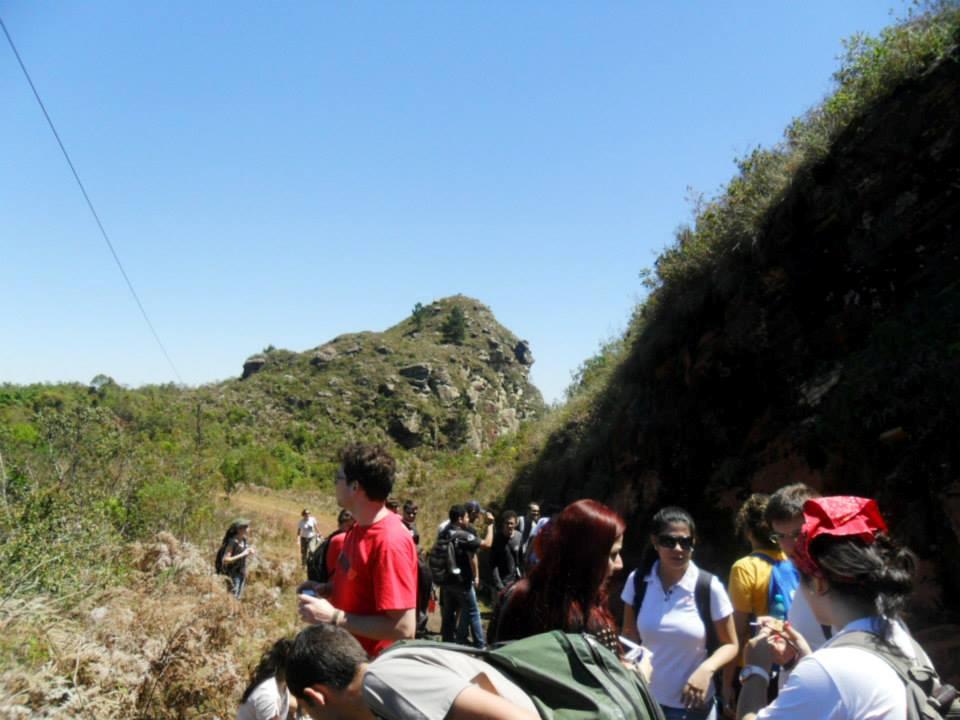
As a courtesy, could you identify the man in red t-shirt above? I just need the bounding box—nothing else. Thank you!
[298,444,418,657]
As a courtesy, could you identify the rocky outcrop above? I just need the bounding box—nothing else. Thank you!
[511,40,960,680]
[236,296,543,452]
[241,355,267,379]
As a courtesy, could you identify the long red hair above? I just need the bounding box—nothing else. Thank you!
[490,499,625,642]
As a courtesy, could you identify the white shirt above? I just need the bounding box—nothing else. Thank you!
[298,516,318,539]
[757,617,916,720]
[237,677,290,720]
[786,585,831,653]
[621,561,733,709]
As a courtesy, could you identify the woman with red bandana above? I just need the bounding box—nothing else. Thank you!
[736,496,948,720]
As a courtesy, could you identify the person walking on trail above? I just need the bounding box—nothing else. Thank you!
[438,505,486,648]
[285,623,540,720]
[222,519,256,599]
[297,508,319,568]
[297,443,418,658]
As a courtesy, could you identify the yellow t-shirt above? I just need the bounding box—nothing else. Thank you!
[728,550,786,617]
[728,550,786,665]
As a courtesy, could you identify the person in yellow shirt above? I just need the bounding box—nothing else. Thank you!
[721,494,787,716]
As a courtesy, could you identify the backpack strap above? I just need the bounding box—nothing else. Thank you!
[695,570,719,657]
[821,624,833,640]
[829,630,956,720]
[632,567,648,612]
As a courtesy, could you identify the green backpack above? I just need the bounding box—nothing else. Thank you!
[830,631,960,720]
[385,631,664,720]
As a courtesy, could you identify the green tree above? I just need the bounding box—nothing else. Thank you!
[411,302,427,332]
[442,307,466,345]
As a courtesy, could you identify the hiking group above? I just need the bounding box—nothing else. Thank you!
[227,442,958,720]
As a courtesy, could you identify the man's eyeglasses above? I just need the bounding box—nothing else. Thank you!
[770,529,802,544]
[656,534,694,551]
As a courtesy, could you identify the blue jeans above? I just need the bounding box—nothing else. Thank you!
[659,701,717,720]
[440,585,485,648]
[231,573,246,599]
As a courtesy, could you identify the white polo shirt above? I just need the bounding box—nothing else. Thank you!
[621,561,733,710]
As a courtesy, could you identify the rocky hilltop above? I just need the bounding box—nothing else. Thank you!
[236,295,543,452]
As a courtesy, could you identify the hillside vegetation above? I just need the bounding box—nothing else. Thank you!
[0,296,545,717]
[509,2,960,680]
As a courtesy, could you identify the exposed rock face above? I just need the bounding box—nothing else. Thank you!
[511,45,960,680]
[241,355,267,379]
[236,296,543,452]
[514,340,534,366]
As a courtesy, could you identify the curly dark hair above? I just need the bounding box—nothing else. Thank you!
[340,443,396,502]
[735,493,778,551]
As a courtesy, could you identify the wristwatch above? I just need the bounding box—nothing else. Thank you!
[739,665,770,685]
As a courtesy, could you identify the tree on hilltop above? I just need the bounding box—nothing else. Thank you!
[442,306,466,345]
[411,302,427,332]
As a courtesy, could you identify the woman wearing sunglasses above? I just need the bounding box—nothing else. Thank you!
[622,506,738,720]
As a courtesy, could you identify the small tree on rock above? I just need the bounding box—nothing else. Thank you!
[442,307,466,345]
[411,302,427,332]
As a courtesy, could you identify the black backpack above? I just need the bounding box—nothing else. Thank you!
[307,530,342,583]
[830,631,960,720]
[214,543,227,575]
[429,530,465,587]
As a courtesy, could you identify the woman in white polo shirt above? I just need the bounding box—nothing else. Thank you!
[622,506,738,720]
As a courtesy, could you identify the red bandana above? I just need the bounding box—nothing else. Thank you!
[793,496,888,578]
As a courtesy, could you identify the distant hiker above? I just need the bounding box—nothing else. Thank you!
[722,494,796,712]
[437,504,486,647]
[221,519,256,599]
[401,500,432,638]
[237,637,296,720]
[285,623,540,720]
[297,508,320,568]
[490,509,522,592]
[401,500,420,545]
[297,443,417,658]
[518,501,540,560]
[621,506,738,720]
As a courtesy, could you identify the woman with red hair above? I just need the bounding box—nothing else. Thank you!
[487,498,625,653]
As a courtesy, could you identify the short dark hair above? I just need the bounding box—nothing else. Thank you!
[501,510,518,523]
[385,498,401,512]
[449,504,466,523]
[766,483,821,524]
[341,443,396,502]
[285,624,367,700]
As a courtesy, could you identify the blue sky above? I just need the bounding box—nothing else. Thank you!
[1,2,901,403]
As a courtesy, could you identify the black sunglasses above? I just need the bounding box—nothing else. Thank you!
[656,534,694,550]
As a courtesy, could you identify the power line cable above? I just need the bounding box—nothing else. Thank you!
[1,15,184,385]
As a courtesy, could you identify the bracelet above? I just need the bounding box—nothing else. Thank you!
[739,664,770,685]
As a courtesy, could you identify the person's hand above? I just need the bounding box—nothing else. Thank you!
[484,511,496,524]
[753,618,811,666]
[635,649,653,684]
[473,576,480,588]
[681,662,714,709]
[247,546,256,557]
[298,594,336,624]
[296,580,329,596]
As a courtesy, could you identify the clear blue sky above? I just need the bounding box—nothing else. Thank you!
[1,2,901,403]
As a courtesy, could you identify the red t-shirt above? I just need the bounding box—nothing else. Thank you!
[326,532,347,579]
[332,510,418,657]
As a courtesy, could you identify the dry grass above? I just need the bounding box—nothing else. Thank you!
[0,520,305,719]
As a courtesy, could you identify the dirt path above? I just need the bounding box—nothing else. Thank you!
[227,490,339,535]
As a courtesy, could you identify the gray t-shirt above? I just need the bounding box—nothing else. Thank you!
[362,645,537,720]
